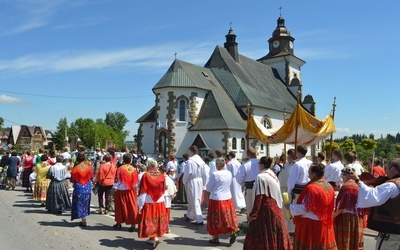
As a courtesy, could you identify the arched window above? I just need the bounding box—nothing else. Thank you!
[263,116,272,129]
[241,138,245,150]
[179,100,186,121]
[232,137,237,150]
[261,144,264,151]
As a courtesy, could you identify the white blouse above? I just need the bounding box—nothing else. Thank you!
[206,169,232,201]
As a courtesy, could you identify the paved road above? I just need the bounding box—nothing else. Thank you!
[0,186,377,249]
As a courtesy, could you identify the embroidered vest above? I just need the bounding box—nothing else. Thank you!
[367,177,400,234]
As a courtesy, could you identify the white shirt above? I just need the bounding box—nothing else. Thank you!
[272,163,282,175]
[182,154,207,185]
[167,160,178,171]
[236,158,259,184]
[206,169,232,201]
[176,161,187,179]
[209,160,217,174]
[226,158,241,177]
[287,157,312,195]
[357,181,400,208]
[324,160,344,183]
[290,204,319,220]
[203,164,210,190]
[278,161,294,192]
[61,152,71,160]
[353,161,364,175]
[164,175,177,208]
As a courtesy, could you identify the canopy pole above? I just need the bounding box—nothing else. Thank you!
[283,107,287,154]
[329,97,337,159]
[246,102,250,150]
[294,90,301,158]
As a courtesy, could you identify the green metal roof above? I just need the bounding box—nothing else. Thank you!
[205,46,297,112]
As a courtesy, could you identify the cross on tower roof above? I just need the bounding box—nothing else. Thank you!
[279,6,282,16]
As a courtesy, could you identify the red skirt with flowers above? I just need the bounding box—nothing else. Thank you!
[114,189,139,225]
[244,195,292,250]
[293,217,337,250]
[207,198,238,235]
[138,201,168,238]
[334,213,363,250]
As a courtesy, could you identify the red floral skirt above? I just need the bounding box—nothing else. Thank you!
[244,195,292,250]
[207,199,238,235]
[334,213,363,250]
[114,189,139,225]
[294,217,337,250]
[138,202,168,238]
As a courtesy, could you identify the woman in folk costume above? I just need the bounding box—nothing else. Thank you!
[138,159,168,248]
[112,153,139,232]
[333,164,367,250]
[70,153,93,227]
[46,155,71,214]
[206,157,239,245]
[33,154,51,206]
[290,163,337,250]
[22,150,34,191]
[244,156,292,250]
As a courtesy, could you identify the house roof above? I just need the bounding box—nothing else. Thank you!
[152,59,214,91]
[192,133,212,151]
[136,106,156,123]
[257,50,305,63]
[11,126,21,144]
[205,46,297,112]
[189,90,246,131]
[153,59,246,131]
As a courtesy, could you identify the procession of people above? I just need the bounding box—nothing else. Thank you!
[0,144,399,250]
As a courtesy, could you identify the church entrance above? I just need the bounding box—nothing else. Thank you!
[158,131,166,157]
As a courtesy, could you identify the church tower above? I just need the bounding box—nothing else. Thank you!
[258,15,305,96]
[224,26,239,62]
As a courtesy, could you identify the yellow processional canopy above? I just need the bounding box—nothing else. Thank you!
[246,103,336,146]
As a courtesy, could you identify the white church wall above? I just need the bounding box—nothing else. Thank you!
[140,122,155,154]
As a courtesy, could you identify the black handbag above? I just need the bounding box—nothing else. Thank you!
[92,183,101,195]
[92,163,112,195]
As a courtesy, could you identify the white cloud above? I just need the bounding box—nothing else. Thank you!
[0,0,105,35]
[0,0,65,35]
[333,127,399,139]
[0,95,23,103]
[0,42,214,74]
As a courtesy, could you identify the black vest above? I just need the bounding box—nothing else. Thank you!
[367,177,400,234]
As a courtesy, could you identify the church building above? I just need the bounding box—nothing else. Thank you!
[136,15,316,159]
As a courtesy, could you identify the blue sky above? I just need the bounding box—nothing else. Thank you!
[1,0,399,140]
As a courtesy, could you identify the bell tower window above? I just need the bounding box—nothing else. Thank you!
[179,99,186,121]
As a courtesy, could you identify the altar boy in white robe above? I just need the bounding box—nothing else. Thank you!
[183,145,208,225]
[226,151,246,213]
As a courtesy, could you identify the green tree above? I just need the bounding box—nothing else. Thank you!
[396,144,400,153]
[105,112,129,131]
[340,138,356,153]
[0,117,4,130]
[375,138,394,159]
[359,138,377,162]
[53,117,69,150]
[359,138,377,151]
[70,118,96,149]
[105,112,129,140]
[324,141,340,157]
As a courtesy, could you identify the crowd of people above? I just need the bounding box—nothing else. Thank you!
[0,144,399,250]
